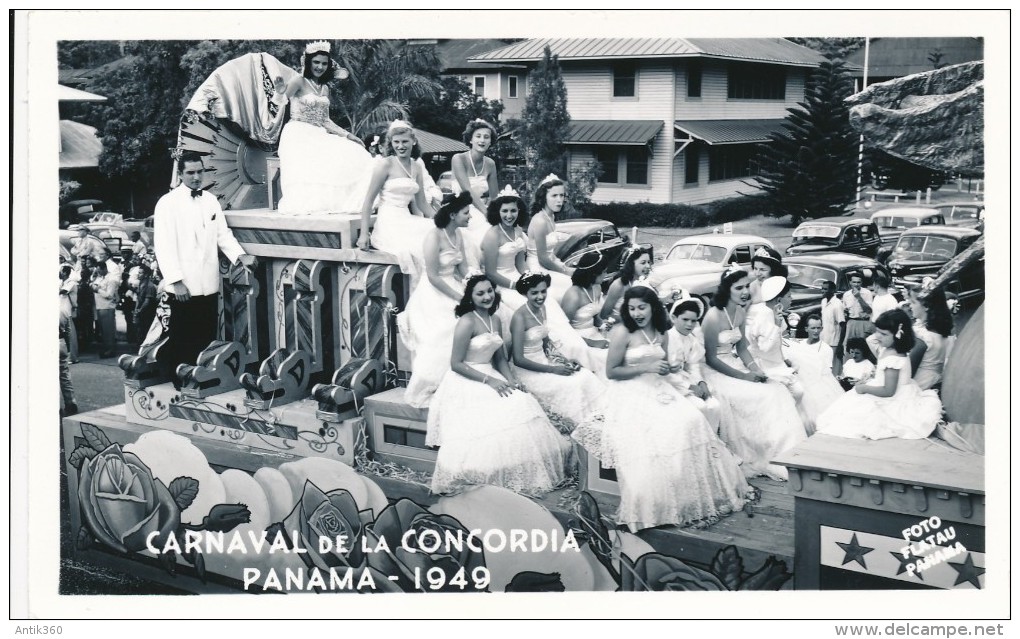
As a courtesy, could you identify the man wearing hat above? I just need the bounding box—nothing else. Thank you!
[153,150,257,381]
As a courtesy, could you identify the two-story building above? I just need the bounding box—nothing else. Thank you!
[470,38,825,205]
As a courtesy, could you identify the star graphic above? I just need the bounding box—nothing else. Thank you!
[836,533,874,569]
[889,551,923,581]
[948,553,985,589]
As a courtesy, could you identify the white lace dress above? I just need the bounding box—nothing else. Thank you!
[277,88,373,215]
[817,351,943,440]
[427,332,572,496]
[371,175,434,282]
[702,315,807,481]
[581,340,751,530]
[513,322,607,435]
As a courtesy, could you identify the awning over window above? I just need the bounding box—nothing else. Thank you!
[565,120,663,146]
[674,119,786,145]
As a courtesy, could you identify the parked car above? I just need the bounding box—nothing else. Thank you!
[553,218,632,281]
[58,199,107,229]
[88,212,154,245]
[785,217,881,258]
[886,226,984,306]
[646,234,776,306]
[436,171,455,194]
[783,252,891,322]
[59,227,124,261]
[870,207,947,262]
[932,202,984,231]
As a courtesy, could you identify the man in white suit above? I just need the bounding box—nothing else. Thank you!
[153,151,257,381]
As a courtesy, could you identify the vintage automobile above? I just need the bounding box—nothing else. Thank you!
[933,201,984,231]
[785,217,881,258]
[553,218,632,281]
[783,252,891,321]
[436,171,455,195]
[88,212,154,245]
[58,199,107,229]
[645,233,776,307]
[887,226,984,306]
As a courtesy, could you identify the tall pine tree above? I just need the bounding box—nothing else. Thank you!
[514,46,572,209]
[754,55,859,224]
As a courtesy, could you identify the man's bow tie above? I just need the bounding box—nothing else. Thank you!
[190,189,203,199]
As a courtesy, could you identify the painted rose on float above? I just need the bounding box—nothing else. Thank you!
[275,481,367,571]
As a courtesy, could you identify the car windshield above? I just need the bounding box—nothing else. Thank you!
[893,236,957,260]
[793,225,841,239]
[941,205,981,222]
[873,215,921,229]
[786,264,837,289]
[666,243,727,263]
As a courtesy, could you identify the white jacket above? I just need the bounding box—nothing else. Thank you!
[153,186,245,296]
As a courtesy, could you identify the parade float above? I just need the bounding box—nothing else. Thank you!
[60,53,985,593]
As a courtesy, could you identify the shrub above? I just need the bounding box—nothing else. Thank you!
[577,194,769,228]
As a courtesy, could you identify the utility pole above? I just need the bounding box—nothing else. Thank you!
[854,38,870,211]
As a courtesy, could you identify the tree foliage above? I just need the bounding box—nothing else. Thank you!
[753,55,859,224]
[408,75,504,142]
[785,37,865,61]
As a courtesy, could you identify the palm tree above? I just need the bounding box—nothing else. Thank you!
[330,39,443,137]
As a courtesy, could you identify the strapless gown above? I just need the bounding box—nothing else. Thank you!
[513,323,607,435]
[371,176,434,282]
[277,91,373,215]
[427,332,572,496]
[702,324,807,481]
[574,342,751,531]
[453,174,491,270]
[526,232,572,305]
[567,294,609,377]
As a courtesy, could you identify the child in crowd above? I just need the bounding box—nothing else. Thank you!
[839,336,876,391]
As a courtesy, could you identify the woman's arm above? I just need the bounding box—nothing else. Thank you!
[491,317,521,389]
[605,325,665,380]
[908,335,928,375]
[599,279,624,321]
[409,164,435,218]
[358,158,390,249]
[421,231,464,301]
[449,316,511,397]
[481,227,513,289]
[560,286,584,322]
[529,217,573,277]
[703,312,765,382]
[510,309,572,375]
[855,366,899,398]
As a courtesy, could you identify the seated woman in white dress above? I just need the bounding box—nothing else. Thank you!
[701,267,807,481]
[581,286,751,532]
[509,272,607,435]
[427,274,572,497]
[905,284,954,390]
[560,251,611,377]
[451,119,500,269]
[665,297,727,434]
[273,42,374,215]
[817,309,943,440]
[526,175,574,305]
[599,246,654,327]
[398,192,472,408]
[357,120,436,283]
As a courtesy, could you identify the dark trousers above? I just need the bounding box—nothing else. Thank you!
[96,308,116,356]
[162,294,219,378]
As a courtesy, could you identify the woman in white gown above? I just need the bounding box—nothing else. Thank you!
[398,192,472,408]
[817,309,943,440]
[481,186,593,369]
[599,246,653,325]
[560,251,611,377]
[273,42,375,215]
[357,120,436,283]
[451,119,500,270]
[702,267,807,481]
[509,272,607,435]
[578,286,751,532]
[526,175,574,305]
[905,284,954,390]
[427,274,572,496]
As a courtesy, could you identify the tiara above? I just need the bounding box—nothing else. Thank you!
[723,263,746,278]
[540,173,561,186]
[305,40,330,55]
[519,270,548,280]
[464,268,486,280]
[497,184,520,199]
[388,119,413,133]
[754,246,776,260]
[670,294,705,318]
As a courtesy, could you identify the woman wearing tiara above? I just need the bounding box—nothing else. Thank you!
[451,119,500,269]
[579,285,751,532]
[427,273,572,496]
[599,246,654,325]
[273,41,374,215]
[526,175,575,306]
[701,266,807,481]
[509,271,607,435]
[560,251,610,377]
[357,120,436,283]
[398,192,473,407]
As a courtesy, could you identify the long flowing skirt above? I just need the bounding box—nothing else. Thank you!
[817,385,942,440]
[703,354,808,481]
[427,363,572,496]
[277,121,372,215]
[785,341,846,435]
[514,351,606,435]
[372,204,434,284]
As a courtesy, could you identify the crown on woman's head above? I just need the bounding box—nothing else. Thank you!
[519,269,548,280]
[754,246,776,260]
[388,119,414,133]
[464,268,486,280]
[305,40,331,54]
[540,173,561,186]
[723,263,746,278]
[497,184,520,199]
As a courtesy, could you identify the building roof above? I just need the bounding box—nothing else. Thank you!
[470,38,824,67]
[59,84,107,102]
[431,39,527,71]
[846,37,983,79]
[674,119,787,145]
[565,120,663,146]
[413,128,468,155]
[59,120,103,169]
